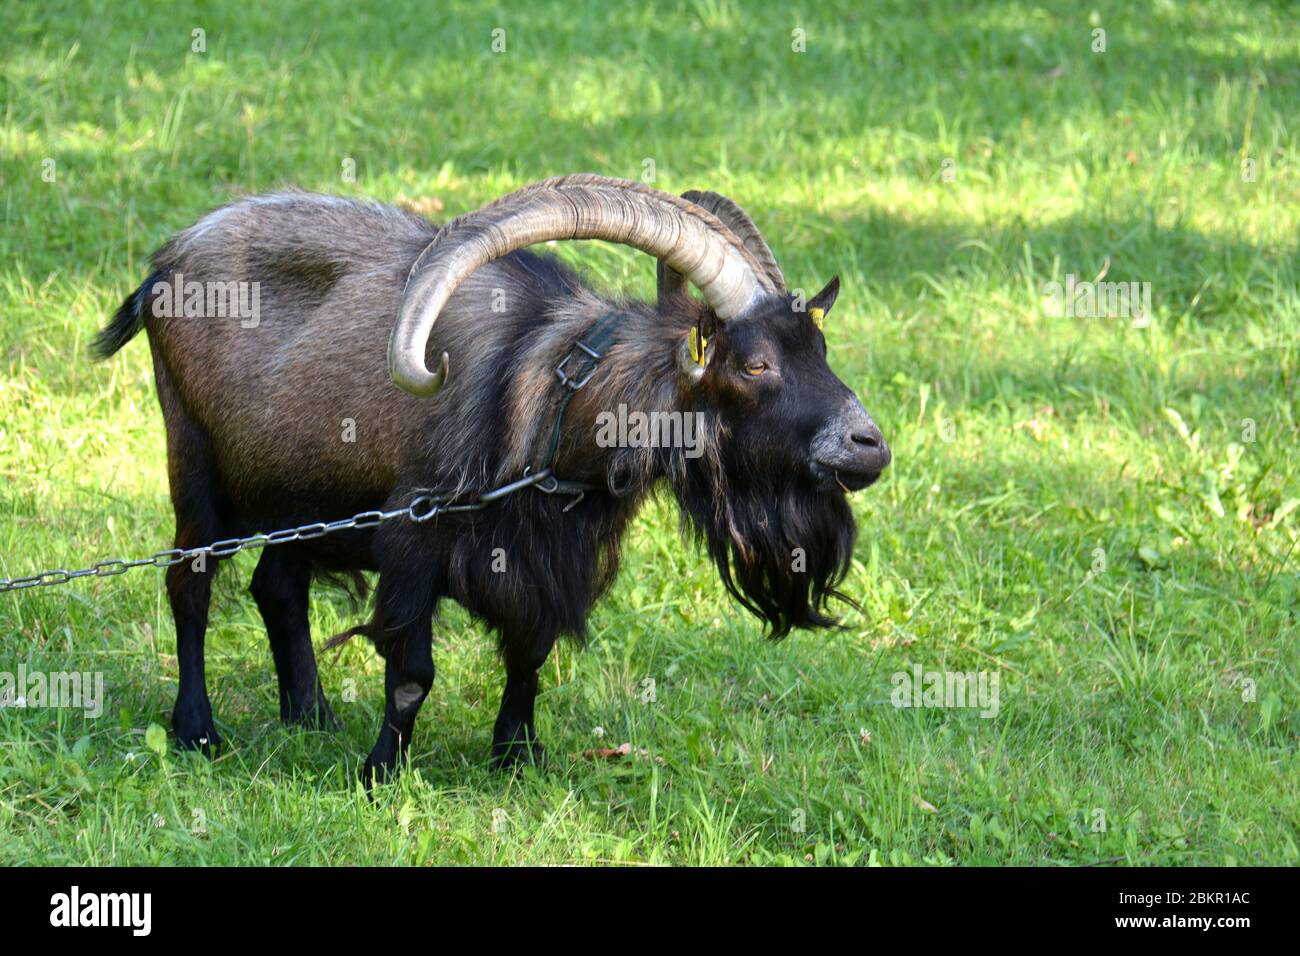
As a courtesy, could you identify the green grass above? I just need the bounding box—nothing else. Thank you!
[1,0,1297,865]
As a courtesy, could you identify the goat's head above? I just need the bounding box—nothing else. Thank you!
[651,191,889,636]
[663,272,889,495]
[387,174,890,636]
[670,278,892,636]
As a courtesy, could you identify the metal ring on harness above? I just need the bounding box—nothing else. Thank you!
[408,495,440,522]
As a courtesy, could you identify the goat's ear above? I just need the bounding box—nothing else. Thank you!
[805,275,840,329]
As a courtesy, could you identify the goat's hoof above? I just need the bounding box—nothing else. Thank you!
[175,724,222,759]
[361,755,397,791]
[491,738,547,773]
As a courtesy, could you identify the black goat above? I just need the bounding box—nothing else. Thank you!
[93,175,890,783]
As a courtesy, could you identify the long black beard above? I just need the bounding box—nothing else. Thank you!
[674,458,859,638]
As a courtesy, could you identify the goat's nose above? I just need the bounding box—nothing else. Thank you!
[850,424,891,467]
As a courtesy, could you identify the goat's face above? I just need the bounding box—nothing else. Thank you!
[690,276,890,493]
[677,276,890,637]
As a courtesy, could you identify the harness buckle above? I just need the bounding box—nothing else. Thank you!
[554,339,602,391]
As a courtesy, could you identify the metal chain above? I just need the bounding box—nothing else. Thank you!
[1,315,613,597]
[0,468,580,595]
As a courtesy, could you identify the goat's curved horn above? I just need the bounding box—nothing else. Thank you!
[657,190,785,310]
[389,174,781,397]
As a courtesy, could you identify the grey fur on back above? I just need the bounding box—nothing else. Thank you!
[141,189,605,515]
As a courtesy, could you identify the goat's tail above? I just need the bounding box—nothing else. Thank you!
[92,269,162,359]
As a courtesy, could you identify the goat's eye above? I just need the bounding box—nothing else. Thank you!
[743,362,768,377]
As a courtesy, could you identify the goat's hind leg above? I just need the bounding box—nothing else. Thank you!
[166,540,221,756]
[250,547,336,729]
[158,374,226,757]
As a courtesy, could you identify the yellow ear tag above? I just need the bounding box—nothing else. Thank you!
[809,307,825,330]
[688,325,709,365]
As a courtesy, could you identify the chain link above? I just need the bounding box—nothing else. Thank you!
[0,472,571,595]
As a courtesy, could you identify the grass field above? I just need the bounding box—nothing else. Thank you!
[1,0,1297,865]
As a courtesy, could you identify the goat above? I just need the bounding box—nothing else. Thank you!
[93,175,891,783]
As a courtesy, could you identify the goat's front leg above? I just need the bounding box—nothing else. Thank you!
[491,633,555,770]
[363,623,434,787]
[362,562,437,788]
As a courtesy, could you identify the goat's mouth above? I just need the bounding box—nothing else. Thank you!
[811,460,882,493]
